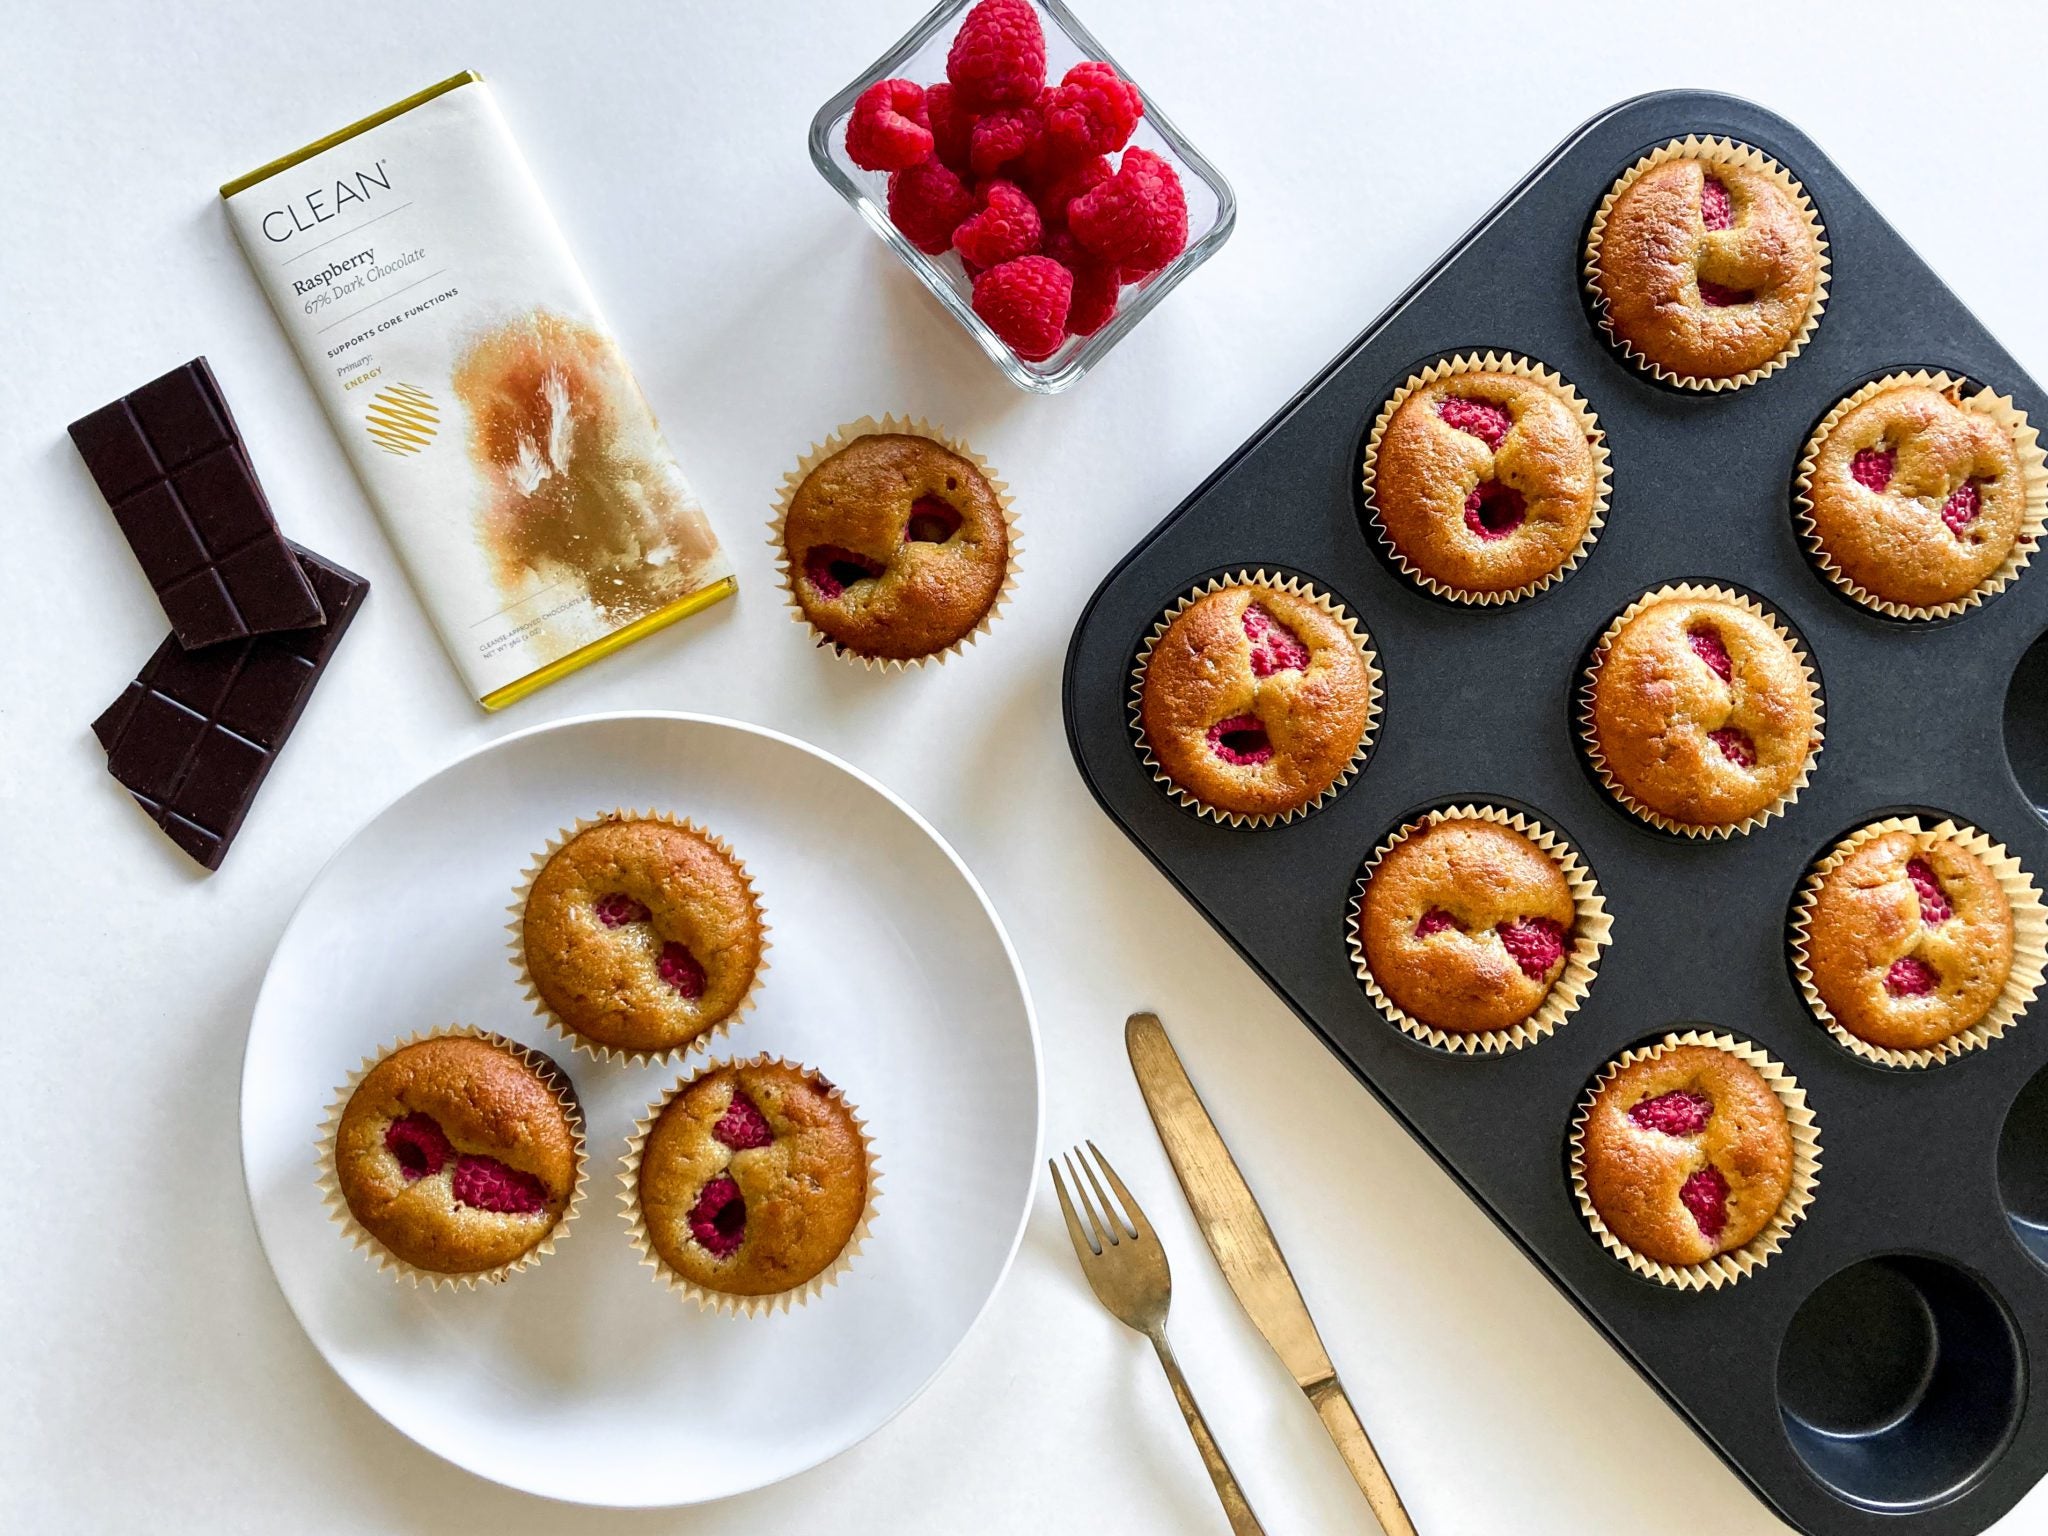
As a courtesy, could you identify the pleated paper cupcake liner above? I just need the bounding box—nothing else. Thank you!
[508,809,771,1068]
[1128,569,1381,829]
[619,1054,881,1317]
[1793,371,2048,621]
[1790,815,2047,1068]
[769,413,1019,670]
[315,1024,589,1291]
[1570,1030,1821,1291]
[1360,351,1612,605]
[1585,135,1829,392]
[1346,802,1612,1054]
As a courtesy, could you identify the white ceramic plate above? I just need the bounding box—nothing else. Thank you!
[242,712,1042,1506]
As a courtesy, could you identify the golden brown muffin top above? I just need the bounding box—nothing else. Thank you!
[1373,370,1600,596]
[1139,582,1374,821]
[1595,155,1822,380]
[1806,829,2015,1053]
[334,1036,579,1275]
[522,817,764,1056]
[1359,818,1575,1034]
[1589,595,1818,828]
[784,433,1008,661]
[1805,383,2027,609]
[1582,1044,1793,1269]
[639,1060,869,1297]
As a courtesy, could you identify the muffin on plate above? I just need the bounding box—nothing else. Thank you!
[1136,573,1378,824]
[518,813,766,1061]
[329,1033,581,1280]
[629,1057,874,1309]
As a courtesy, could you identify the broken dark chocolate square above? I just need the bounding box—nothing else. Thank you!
[92,543,368,871]
[69,358,324,650]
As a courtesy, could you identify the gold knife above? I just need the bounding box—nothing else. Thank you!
[1126,1012,1419,1536]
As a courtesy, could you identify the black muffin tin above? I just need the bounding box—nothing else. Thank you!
[1062,92,2048,1534]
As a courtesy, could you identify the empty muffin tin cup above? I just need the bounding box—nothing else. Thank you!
[1999,1061,2048,1272]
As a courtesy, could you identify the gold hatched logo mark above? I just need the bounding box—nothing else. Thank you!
[364,382,439,455]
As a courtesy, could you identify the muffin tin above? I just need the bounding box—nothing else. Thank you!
[1061,91,2048,1534]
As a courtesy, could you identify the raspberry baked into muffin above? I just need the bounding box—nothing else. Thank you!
[520,815,765,1059]
[1369,362,1605,599]
[1137,577,1377,822]
[1579,1044,1795,1269]
[1356,816,1577,1036]
[781,429,1010,663]
[632,1058,872,1305]
[1800,827,2017,1054]
[1590,143,1824,385]
[330,1035,581,1279]
[1585,589,1820,832]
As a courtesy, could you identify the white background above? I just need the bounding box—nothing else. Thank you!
[5,2,2046,1532]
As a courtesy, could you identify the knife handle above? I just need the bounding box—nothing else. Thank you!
[1309,1378,1417,1536]
[1149,1328,1266,1535]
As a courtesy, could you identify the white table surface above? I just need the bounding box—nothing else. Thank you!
[6,2,2046,1531]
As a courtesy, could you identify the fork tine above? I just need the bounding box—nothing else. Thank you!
[1086,1141,1150,1242]
[1048,1157,1100,1258]
[1077,1142,1135,1242]
[1064,1149,1113,1249]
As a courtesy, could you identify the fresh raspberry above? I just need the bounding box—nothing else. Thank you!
[714,1091,774,1151]
[845,79,933,173]
[1698,279,1753,307]
[887,158,976,254]
[1034,155,1113,228]
[1464,482,1525,539]
[972,254,1072,361]
[1243,603,1309,676]
[924,82,978,175]
[1069,147,1187,277]
[1680,1165,1730,1240]
[969,101,1047,178]
[907,496,963,542]
[954,179,1043,268]
[1497,916,1566,979]
[1709,726,1755,767]
[1688,627,1733,682]
[804,545,886,599]
[1206,714,1272,766]
[1045,61,1143,159]
[1414,908,1460,938]
[594,892,650,927]
[1629,1089,1714,1137]
[1943,480,1982,533]
[384,1113,451,1180]
[688,1174,748,1257]
[1042,227,1119,336]
[1886,955,1939,997]
[1907,859,1953,925]
[658,941,706,1000]
[1437,397,1512,449]
[946,0,1046,108]
[1850,446,1895,493]
[451,1154,549,1215]
[1700,177,1734,231]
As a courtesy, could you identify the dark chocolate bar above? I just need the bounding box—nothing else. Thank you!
[92,544,368,870]
[69,359,324,650]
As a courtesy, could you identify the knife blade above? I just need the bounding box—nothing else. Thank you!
[1126,1011,1418,1536]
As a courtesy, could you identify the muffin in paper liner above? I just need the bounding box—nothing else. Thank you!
[1346,803,1611,1054]
[1584,135,1829,392]
[619,1054,881,1317]
[1790,815,2047,1068]
[1580,581,1824,839]
[315,1025,589,1291]
[1360,352,1612,605]
[508,809,771,1068]
[1571,1030,1821,1290]
[769,413,1019,670]
[1793,371,2048,621]
[1129,569,1381,829]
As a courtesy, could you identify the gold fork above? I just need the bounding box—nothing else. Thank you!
[1051,1142,1266,1535]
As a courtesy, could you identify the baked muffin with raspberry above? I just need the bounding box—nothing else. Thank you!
[1586,590,1820,831]
[520,815,765,1059]
[1802,379,2032,610]
[782,431,1009,663]
[634,1058,872,1302]
[1580,1044,1794,1268]
[1138,578,1377,822]
[1591,148,1823,383]
[1357,817,1576,1034]
[1370,365,1603,598]
[1803,828,2016,1053]
[332,1035,580,1278]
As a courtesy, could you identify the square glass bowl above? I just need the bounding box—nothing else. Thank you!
[809,0,1236,394]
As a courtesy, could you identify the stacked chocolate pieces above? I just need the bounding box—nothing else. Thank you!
[72,358,368,870]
